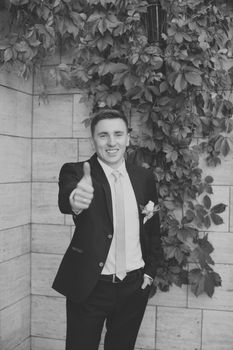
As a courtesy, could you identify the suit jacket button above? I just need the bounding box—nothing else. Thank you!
[99,262,104,267]
[107,234,112,239]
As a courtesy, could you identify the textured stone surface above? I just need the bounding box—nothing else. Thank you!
[202,310,233,350]
[31,337,65,350]
[0,183,31,230]
[199,153,233,186]
[149,285,187,308]
[156,307,202,350]
[78,138,94,159]
[0,135,31,182]
[73,94,91,138]
[31,253,64,297]
[13,338,31,350]
[0,69,32,93]
[31,296,66,339]
[0,254,30,309]
[32,182,64,224]
[230,187,233,232]
[208,232,233,264]
[0,296,30,350]
[0,86,32,137]
[0,224,30,263]
[33,95,73,138]
[31,224,71,254]
[33,138,78,181]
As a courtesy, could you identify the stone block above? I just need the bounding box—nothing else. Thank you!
[202,310,233,350]
[31,295,66,339]
[0,69,32,94]
[0,86,32,137]
[13,338,31,350]
[73,94,91,138]
[0,183,31,230]
[0,135,31,182]
[78,138,95,159]
[136,306,156,349]
[188,264,233,311]
[31,224,71,254]
[0,224,30,263]
[208,232,233,264]
[31,337,65,350]
[33,95,73,138]
[31,253,64,297]
[199,153,233,186]
[0,254,30,309]
[156,307,202,350]
[33,138,78,181]
[32,182,64,224]
[33,66,79,95]
[0,296,30,350]
[230,187,233,232]
[149,285,187,308]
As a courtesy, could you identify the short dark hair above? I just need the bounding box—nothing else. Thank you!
[90,109,129,135]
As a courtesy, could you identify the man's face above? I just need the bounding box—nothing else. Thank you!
[92,118,129,169]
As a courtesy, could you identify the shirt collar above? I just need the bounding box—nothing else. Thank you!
[97,158,127,178]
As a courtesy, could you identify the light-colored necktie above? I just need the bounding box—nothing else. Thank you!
[112,170,126,280]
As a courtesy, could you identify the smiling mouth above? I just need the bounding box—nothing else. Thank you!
[106,149,118,155]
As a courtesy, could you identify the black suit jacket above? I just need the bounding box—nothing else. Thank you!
[52,153,162,303]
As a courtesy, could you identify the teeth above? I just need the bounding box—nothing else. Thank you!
[107,149,118,153]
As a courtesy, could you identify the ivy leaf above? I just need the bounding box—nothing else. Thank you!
[205,176,214,184]
[203,195,211,209]
[174,73,187,92]
[184,71,202,86]
[189,269,205,297]
[220,138,230,157]
[4,48,12,62]
[210,212,224,225]
[203,215,211,228]
[204,273,215,297]
[211,203,227,214]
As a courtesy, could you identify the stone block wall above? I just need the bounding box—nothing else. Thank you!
[0,59,233,349]
[0,72,32,350]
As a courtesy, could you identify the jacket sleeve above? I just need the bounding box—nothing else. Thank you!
[144,170,163,279]
[58,163,83,214]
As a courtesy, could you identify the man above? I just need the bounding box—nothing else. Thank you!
[52,109,162,350]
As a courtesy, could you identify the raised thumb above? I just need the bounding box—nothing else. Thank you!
[83,162,92,185]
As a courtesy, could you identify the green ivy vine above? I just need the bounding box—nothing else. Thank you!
[1,0,233,297]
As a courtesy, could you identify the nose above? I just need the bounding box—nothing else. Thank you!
[108,135,116,146]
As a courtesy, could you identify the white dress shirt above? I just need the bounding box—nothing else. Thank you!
[97,158,145,275]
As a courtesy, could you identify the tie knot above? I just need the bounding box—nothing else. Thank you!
[112,170,121,181]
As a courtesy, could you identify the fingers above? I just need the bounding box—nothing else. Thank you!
[141,275,152,289]
[82,162,92,185]
[70,162,94,212]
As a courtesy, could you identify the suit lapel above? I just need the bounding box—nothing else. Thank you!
[89,154,113,224]
[126,162,144,207]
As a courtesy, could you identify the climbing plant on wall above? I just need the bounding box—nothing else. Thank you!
[1,0,233,297]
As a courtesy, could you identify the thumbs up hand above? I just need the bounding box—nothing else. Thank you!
[69,162,94,213]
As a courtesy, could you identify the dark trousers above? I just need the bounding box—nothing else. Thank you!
[66,270,150,350]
